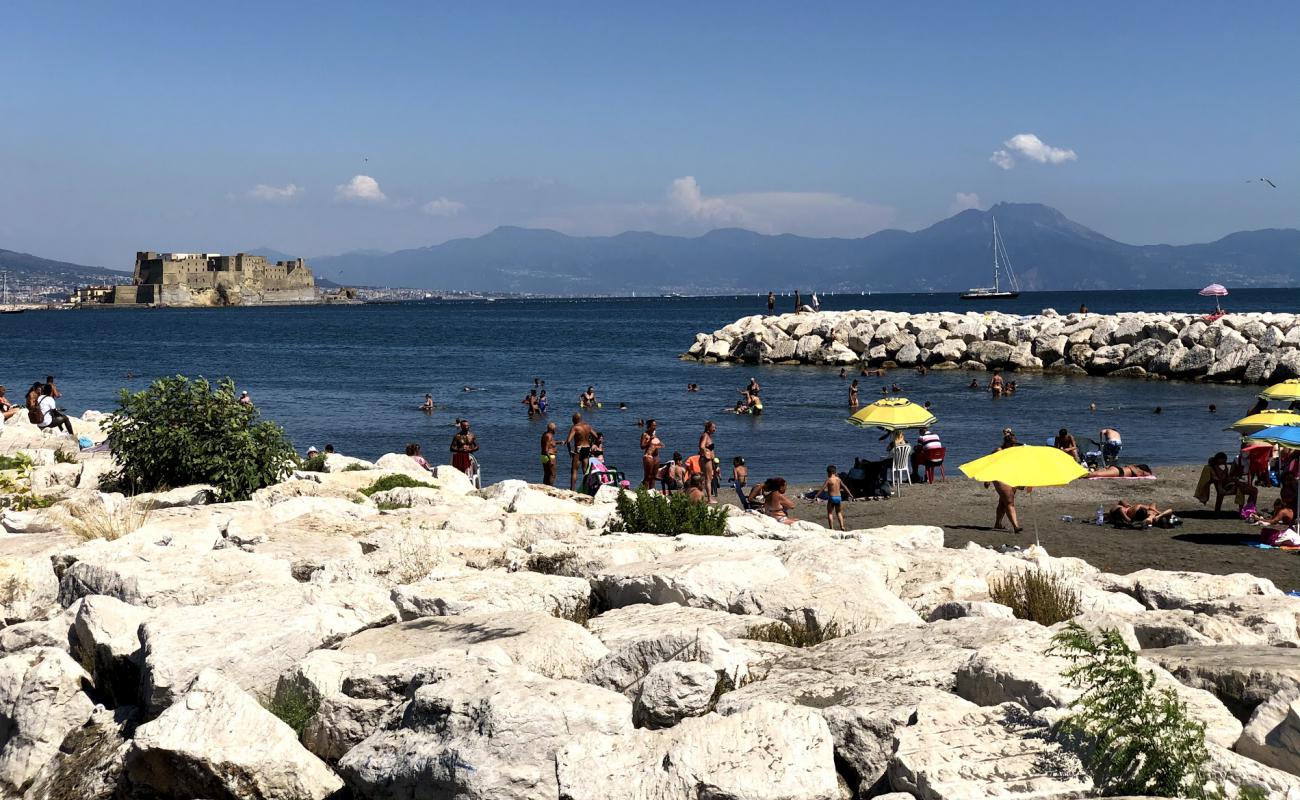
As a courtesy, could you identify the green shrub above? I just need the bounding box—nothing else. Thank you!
[105,376,298,501]
[743,620,848,648]
[1048,622,1211,797]
[261,685,320,737]
[299,454,327,472]
[0,453,32,472]
[989,568,1081,626]
[359,473,434,497]
[609,488,729,536]
[342,463,371,472]
[54,449,78,464]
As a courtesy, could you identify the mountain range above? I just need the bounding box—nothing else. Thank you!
[308,203,1299,293]
[4,202,1297,295]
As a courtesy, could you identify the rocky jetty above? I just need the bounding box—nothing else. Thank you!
[0,416,1299,797]
[685,309,1300,384]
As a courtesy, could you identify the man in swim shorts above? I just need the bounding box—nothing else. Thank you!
[564,412,595,491]
[1100,427,1122,466]
[821,464,853,531]
[540,422,557,486]
[449,419,478,475]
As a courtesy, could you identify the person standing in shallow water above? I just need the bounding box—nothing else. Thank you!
[767,291,775,313]
[450,419,478,475]
[848,379,859,410]
[540,422,557,486]
[640,419,662,490]
[564,413,594,491]
[699,421,717,504]
[793,290,801,312]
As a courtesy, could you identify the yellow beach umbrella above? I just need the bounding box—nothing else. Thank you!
[959,445,1088,487]
[959,445,1088,547]
[846,397,936,431]
[1228,409,1300,435]
[1260,379,1300,403]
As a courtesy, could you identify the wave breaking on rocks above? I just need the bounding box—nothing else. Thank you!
[685,309,1300,384]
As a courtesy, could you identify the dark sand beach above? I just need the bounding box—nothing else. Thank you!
[764,464,1300,590]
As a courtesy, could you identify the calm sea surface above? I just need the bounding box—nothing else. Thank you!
[3,288,1296,485]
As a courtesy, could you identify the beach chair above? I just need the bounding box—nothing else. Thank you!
[889,445,913,494]
[467,455,482,490]
[921,446,946,484]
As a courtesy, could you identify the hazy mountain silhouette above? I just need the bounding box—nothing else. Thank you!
[309,202,1298,293]
[0,249,126,283]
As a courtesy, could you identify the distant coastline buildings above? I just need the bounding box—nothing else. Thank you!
[100,251,320,306]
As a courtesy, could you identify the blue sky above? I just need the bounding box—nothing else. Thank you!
[2,1,1296,266]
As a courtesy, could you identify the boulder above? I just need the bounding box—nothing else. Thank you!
[0,648,94,795]
[556,702,841,800]
[888,701,1092,800]
[72,595,150,706]
[1123,569,1280,611]
[20,706,129,800]
[965,340,1014,367]
[1121,337,1165,368]
[0,532,79,625]
[373,453,435,477]
[587,602,782,645]
[592,548,789,612]
[138,581,396,714]
[1141,645,1300,721]
[1246,353,1280,384]
[634,660,718,728]
[335,611,608,681]
[1171,344,1215,376]
[127,669,343,800]
[1088,344,1130,372]
[585,623,756,699]
[338,654,632,800]
[1236,688,1300,777]
[391,570,591,622]
[1032,333,1068,363]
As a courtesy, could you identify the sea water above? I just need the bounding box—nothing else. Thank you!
[2,289,1294,484]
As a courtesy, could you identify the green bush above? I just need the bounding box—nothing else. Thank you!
[54,449,79,464]
[744,620,848,648]
[1048,622,1210,797]
[359,473,434,497]
[342,463,371,472]
[104,376,298,501]
[989,568,1081,626]
[609,488,729,536]
[299,454,327,473]
[526,550,580,576]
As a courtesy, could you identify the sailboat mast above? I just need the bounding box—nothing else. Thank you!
[992,217,1000,293]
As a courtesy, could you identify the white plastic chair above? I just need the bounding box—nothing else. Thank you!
[889,445,913,494]
[468,455,482,490]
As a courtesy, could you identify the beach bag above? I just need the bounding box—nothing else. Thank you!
[26,401,42,425]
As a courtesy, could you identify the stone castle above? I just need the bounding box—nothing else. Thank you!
[108,251,319,306]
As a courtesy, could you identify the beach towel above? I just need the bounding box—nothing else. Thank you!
[1193,465,1214,504]
[1086,475,1158,480]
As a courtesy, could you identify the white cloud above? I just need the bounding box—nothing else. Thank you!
[990,133,1077,170]
[950,192,983,213]
[989,150,1015,170]
[668,176,747,226]
[247,183,301,201]
[335,175,387,203]
[421,197,465,217]
[664,176,893,237]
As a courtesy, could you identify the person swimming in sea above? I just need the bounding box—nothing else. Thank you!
[420,393,434,413]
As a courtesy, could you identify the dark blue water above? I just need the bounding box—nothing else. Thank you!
[4,288,1295,485]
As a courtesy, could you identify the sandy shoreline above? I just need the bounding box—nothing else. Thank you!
[723,463,1300,590]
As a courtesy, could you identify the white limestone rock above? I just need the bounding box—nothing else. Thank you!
[556,701,841,800]
[1123,568,1281,610]
[889,701,1092,800]
[20,705,129,800]
[71,594,149,706]
[391,569,592,621]
[338,654,633,800]
[0,648,94,795]
[1236,688,1300,778]
[1142,645,1300,721]
[634,660,718,728]
[127,669,343,800]
[592,548,789,611]
[0,532,79,625]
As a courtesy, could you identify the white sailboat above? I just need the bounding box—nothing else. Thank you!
[960,215,1020,300]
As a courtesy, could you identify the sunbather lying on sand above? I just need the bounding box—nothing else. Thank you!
[1107,500,1175,529]
[1087,464,1154,478]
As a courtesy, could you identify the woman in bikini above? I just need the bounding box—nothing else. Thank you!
[1086,464,1154,478]
[640,419,662,489]
[762,477,796,524]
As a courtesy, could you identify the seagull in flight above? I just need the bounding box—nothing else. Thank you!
[1248,177,1277,188]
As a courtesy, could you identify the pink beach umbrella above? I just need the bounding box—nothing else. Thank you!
[1198,283,1228,311]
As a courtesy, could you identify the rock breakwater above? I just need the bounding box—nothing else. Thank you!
[685,309,1300,384]
[1,416,1299,797]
